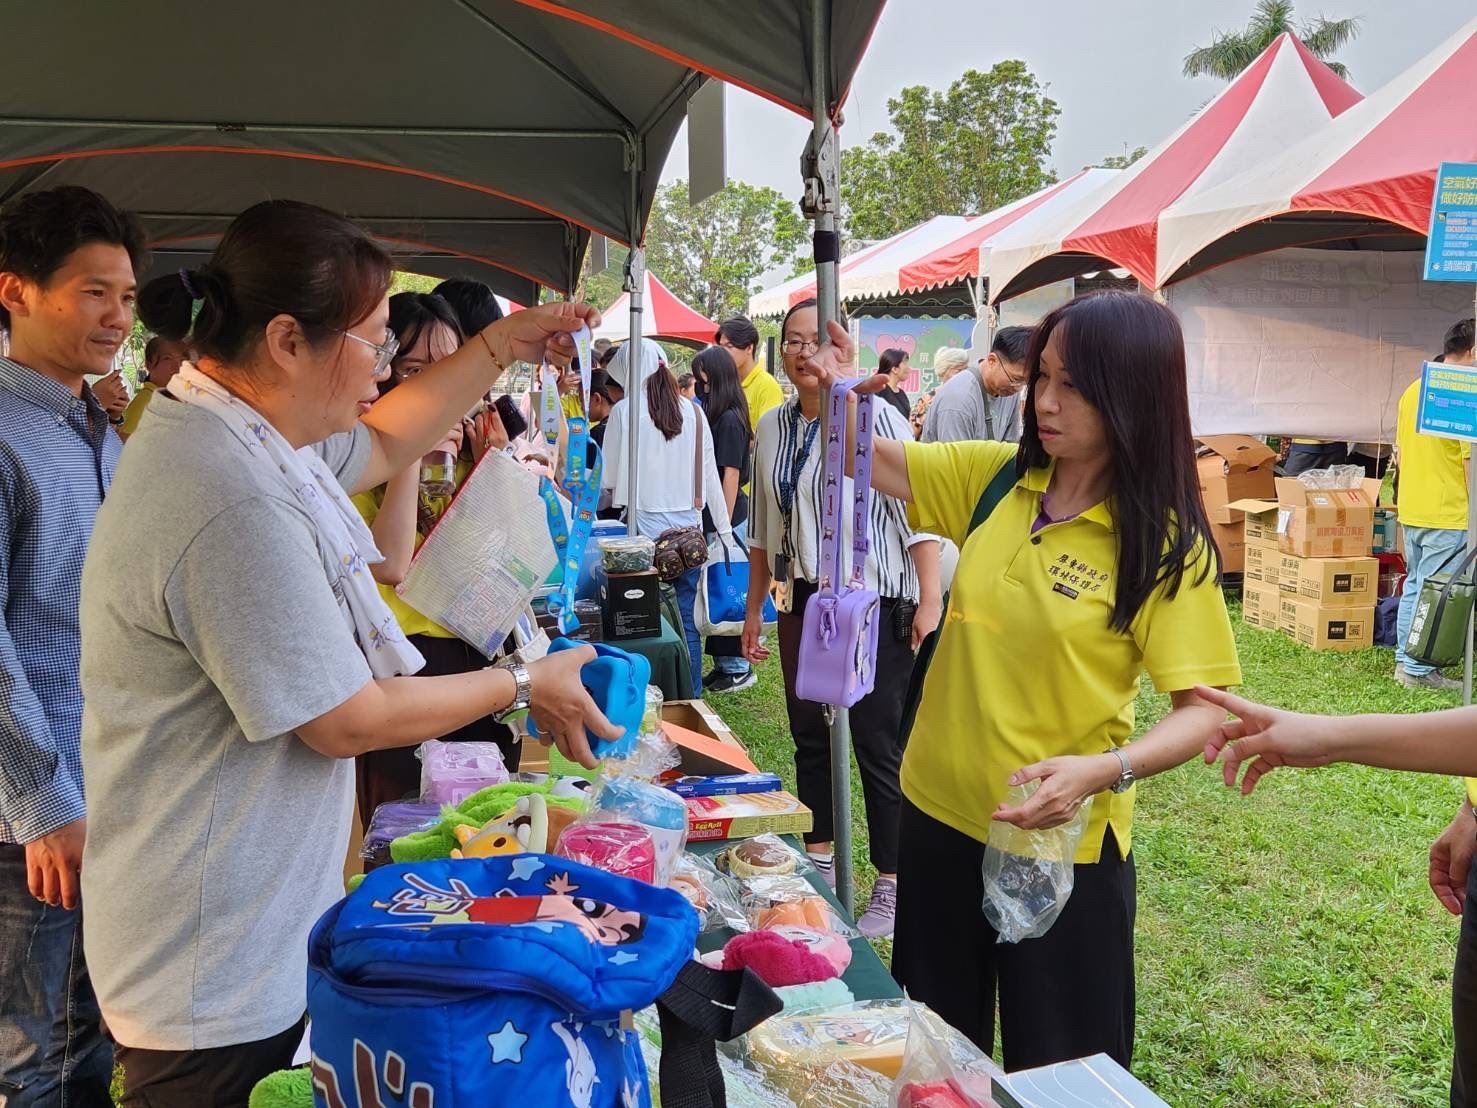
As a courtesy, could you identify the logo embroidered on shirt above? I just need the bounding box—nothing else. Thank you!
[1052,582,1080,600]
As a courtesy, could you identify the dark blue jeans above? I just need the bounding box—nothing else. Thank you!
[672,566,703,696]
[0,845,112,1107]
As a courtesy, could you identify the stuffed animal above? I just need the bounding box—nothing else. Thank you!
[452,794,550,858]
[390,781,586,863]
[248,1068,312,1108]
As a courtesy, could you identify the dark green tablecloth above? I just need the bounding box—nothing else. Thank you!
[689,839,902,1003]
[617,616,695,701]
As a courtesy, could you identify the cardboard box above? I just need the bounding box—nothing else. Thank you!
[684,790,813,841]
[1241,580,1279,628]
[601,570,662,640]
[1228,498,1282,546]
[1209,519,1246,573]
[1287,598,1374,651]
[1277,552,1303,592]
[1274,476,1381,558]
[1279,555,1379,607]
[1197,435,1277,525]
[1277,592,1301,635]
[1244,542,1276,584]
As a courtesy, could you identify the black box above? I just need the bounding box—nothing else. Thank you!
[602,571,662,640]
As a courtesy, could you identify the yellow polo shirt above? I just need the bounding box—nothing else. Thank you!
[350,459,473,640]
[120,381,156,435]
[741,364,785,435]
[902,440,1242,862]
[562,392,585,423]
[1396,377,1469,530]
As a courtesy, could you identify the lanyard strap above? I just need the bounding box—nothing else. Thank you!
[539,364,561,447]
[777,403,822,558]
[540,448,602,634]
[818,378,876,597]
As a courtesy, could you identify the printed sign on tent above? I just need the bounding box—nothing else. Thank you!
[1424,162,1477,282]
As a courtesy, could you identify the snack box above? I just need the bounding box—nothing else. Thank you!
[746,1001,911,1083]
[684,789,813,842]
[993,1053,1170,1107]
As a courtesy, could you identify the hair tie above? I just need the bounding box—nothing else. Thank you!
[178,269,202,301]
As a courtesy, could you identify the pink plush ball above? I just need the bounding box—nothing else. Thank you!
[720,928,843,987]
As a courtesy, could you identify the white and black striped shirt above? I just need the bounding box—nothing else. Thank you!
[750,397,933,601]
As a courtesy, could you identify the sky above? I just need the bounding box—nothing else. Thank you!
[658,0,1472,201]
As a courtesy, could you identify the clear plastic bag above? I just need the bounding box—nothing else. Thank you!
[416,739,510,806]
[717,833,818,879]
[744,1000,912,1099]
[555,819,659,883]
[360,800,442,867]
[742,873,860,939]
[671,851,749,933]
[890,1001,1004,1107]
[599,534,656,573]
[570,771,689,886]
[981,782,1092,944]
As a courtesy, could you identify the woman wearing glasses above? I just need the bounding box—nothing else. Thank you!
[75,199,616,1104]
[349,292,521,821]
[741,298,942,940]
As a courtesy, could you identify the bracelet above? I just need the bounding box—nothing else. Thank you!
[108,415,125,426]
[478,329,505,367]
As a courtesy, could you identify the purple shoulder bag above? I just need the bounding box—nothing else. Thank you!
[795,377,882,708]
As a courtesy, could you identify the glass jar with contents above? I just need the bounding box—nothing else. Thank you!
[417,450,457,532]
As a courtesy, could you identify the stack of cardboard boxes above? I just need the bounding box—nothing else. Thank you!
[1233,477,1383,651]
[1196,436,1278,575]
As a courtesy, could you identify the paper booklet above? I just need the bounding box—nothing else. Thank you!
[397,449,559,658]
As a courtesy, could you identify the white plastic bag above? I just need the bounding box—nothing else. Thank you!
[981,781,1092,943]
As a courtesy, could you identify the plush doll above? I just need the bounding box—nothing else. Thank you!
[390,781,586,863]
[452,794,550,858]
[247,1068,312,1108]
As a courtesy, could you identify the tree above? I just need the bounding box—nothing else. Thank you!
[640,179,811,320]
[839,60,1060,241]
[1183,1,1360,80]
[1099,145,1149,170]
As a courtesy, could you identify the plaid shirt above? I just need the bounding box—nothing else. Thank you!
[0,356,119,843]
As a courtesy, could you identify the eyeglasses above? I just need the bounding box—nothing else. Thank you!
[780,338,821,355]
[343,328,399,380]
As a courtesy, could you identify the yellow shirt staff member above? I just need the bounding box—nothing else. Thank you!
[796,290,1241,1074]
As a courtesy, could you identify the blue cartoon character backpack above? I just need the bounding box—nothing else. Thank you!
[306,856,698,1107]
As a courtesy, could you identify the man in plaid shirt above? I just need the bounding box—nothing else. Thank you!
[0,187,146,1106]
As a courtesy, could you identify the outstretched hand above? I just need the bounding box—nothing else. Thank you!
[797,319,890,395]
[1196,685,1336,794]
[484,302,601,370]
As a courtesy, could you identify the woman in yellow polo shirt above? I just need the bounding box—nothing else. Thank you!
[798,290,1242,1071]
[351,292,516,818]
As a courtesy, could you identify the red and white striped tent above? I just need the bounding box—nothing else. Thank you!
[987,33,1362,302]
[747,169,1119,317]
[1157,16,1477,283]
[590,270,717,348]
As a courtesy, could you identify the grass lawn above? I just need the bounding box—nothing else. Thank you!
[710,602,1467,1107]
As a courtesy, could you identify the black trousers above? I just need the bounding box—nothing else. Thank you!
[355,633,519,822]
[776,580,914,875]
[1453,849,1477,1106]
[115,1017,304,1108]
[891,798,1137,1072]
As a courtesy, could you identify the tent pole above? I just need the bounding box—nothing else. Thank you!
[803,0,855,918]
[625,152,646,540]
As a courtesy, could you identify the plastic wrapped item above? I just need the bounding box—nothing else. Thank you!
[359,800,442,868]
[600,534,656,574]
[576,772,689,886]
[555,819,658,883]
[746,1001,913,1098]
[718,833,816,879]
[890,1002,1005,1108]
[742,874,859,939]
[1296,464,1366,491]
[981,782,1092,943]
[603,699,682,784]
[416,740,510,806]
[642,684,665,735]
[670,851,749,933]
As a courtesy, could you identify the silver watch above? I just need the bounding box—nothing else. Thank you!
[1108,746,1135,794]
[495,662,533,724]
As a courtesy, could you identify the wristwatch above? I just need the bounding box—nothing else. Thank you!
[1108,746,1135,794]
[494,662,533,724]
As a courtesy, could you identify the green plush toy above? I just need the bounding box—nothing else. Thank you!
[389,781,586,863]
[249,1067,313,1108]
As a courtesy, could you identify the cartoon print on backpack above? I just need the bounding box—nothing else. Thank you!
[311,1040,436,1108]
[552,1020,599,1108]
[371,871,647,945]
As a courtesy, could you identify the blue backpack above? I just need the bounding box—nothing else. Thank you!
[306,856,698,1107]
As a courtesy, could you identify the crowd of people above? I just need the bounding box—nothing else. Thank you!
[4,181,1477,1106]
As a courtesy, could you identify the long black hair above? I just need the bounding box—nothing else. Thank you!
[1016,290,1214,633]
[878,348,908,377]
[693,344,750,440]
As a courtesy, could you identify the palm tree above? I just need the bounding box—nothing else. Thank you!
[1183,0,1361,80]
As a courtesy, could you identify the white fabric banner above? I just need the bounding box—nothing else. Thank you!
[1168,248,1476,442]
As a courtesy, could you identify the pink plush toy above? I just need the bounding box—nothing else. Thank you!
[719,927,846,987]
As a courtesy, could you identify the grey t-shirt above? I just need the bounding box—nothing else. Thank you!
[920,368,1022,444]
[79,398,373,1050]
